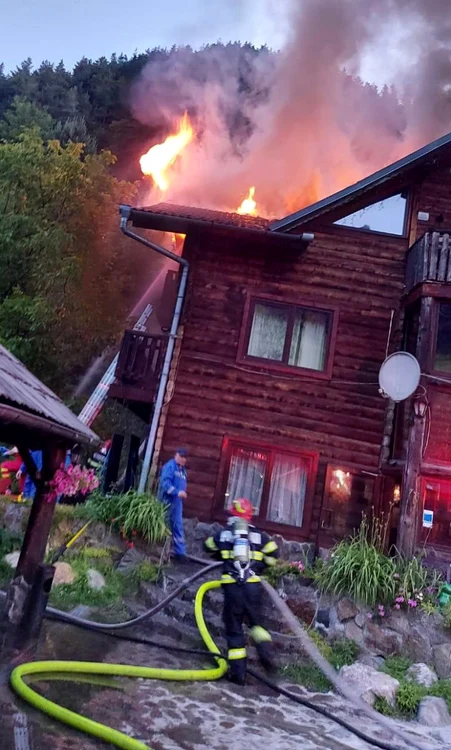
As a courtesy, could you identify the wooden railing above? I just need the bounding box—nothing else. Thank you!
[109,331,168,404]
[406,231,451,293]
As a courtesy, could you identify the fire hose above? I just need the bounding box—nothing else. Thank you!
[6,565,433,750]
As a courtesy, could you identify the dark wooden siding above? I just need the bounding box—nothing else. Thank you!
[158,225,407,540]
[415,166,451,238]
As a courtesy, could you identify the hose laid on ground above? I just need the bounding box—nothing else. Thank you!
[4,566,433,750]
[10,580,227,750]
[260,579,431,750]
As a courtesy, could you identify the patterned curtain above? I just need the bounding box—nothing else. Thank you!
[248,304,287,361]
[225,447,267,513]
[289,309,328,370]
[267,453,308,526]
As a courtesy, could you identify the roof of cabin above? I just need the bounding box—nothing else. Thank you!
[269,130,451,232]
[137,202,271,231]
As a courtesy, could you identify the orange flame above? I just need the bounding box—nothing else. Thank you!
[237,186,258,216]
[140,112,194,191]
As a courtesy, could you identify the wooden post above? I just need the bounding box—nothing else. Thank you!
[1,444,65,650]
[397,297,433,557]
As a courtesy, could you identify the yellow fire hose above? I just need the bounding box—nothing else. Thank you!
[10,580,227,750]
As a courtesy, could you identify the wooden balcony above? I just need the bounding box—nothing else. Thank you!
[406,231,451,293]
[108,330,168,407]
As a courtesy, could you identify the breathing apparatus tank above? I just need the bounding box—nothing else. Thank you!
[232,517,251,580]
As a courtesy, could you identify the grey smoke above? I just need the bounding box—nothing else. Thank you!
[131,0,451,217]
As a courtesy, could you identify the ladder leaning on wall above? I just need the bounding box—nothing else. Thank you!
[77,304,153,428]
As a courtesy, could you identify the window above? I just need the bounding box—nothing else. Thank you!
[334,193,407,235]
[242,297,334,375]
[434,302,451,373]
[420,478,451,548]
[320,466,376,539]
[222,440,317,529]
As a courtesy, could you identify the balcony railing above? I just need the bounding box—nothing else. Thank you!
[406,231,451,293]
[109,330,168,404]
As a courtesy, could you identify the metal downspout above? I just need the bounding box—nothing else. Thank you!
[119,205,189,493]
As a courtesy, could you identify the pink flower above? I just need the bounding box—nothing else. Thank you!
[395,596,404,604]
[367,613,373,620]
[408,599,417,608]
[395,604,401,610]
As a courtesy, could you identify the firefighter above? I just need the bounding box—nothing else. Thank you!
[205,498,278,685]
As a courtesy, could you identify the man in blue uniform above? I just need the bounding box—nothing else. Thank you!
[17,450,43,500]
[158,448,188,562]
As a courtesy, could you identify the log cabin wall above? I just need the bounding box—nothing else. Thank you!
[415,164,451,238]
[158,224,407,542]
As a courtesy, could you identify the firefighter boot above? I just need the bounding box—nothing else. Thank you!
[250,626,276,674]
[227,647,247,685]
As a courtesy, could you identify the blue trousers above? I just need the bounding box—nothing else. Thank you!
[168,496,186,556]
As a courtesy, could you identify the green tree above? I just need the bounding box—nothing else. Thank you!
[0,96,55,141]
[0,129,136,392]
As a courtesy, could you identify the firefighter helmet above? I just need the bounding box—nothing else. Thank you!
[231,498,254,521]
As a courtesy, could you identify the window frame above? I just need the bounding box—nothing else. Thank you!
[431,299,451,379]
[320,463,381,536]
[237,293,338,380]
[420,476,451,551]
[332,190,411,239]
[214,435,318,537]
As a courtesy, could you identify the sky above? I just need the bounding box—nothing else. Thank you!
[1,0,289,73]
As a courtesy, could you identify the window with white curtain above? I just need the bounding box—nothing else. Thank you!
[223,443,314,528]
[245,299,332,373]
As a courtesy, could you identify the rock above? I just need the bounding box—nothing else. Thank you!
[433,644,451,680]
[116,547,145,573]
[4,551,20,569]
[337,598,359,622]
[404,624,433,664]
[3,503,28,533]
[344,620,364,645]
[355,613,366,628]
[53,562,76,586]
[385,608,410,636]
[339,663,399,706]
[406,663,438,688]
[358,654,385,670]
[87,568,106,591]
[417,697,451,727]
[364,622,403,656]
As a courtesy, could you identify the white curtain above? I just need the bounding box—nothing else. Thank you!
[267,453,307,527]
[248,304,287,361]
[225,448,267,513]
[289,310,328,370]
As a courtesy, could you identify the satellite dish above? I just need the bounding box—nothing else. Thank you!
[378,352,421,402]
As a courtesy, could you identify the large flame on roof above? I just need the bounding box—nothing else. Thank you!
[237,186,258,216]
[139,112,194,191]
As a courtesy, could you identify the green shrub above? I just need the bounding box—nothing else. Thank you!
[373,696,397,716]
[429,679,451,711]
[118,491,168,543]
[381,656,412,681]
[442,603,451,629]
[315,517,396,607]
[395,681,426,716]
[282,662,331,692]
[80,546,115,559]
[83,490,169,544]
[0,558,13,587]
[330,639,359,669]
[0,528,23,557]
[264,559,307,587]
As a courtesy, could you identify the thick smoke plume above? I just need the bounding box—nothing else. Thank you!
[131,0,451,218]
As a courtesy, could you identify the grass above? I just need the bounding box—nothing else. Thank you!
[381,655,412,681]
[283,633,359,692]
[49,556,125,611]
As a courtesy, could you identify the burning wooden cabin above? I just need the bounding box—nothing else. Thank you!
[112,130,451,561]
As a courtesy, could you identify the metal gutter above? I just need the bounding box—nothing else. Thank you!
[119,204,189,494]
[128,207,314,244]
[270,130,451,232]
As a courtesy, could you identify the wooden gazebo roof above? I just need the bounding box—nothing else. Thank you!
[0,344,98,448]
